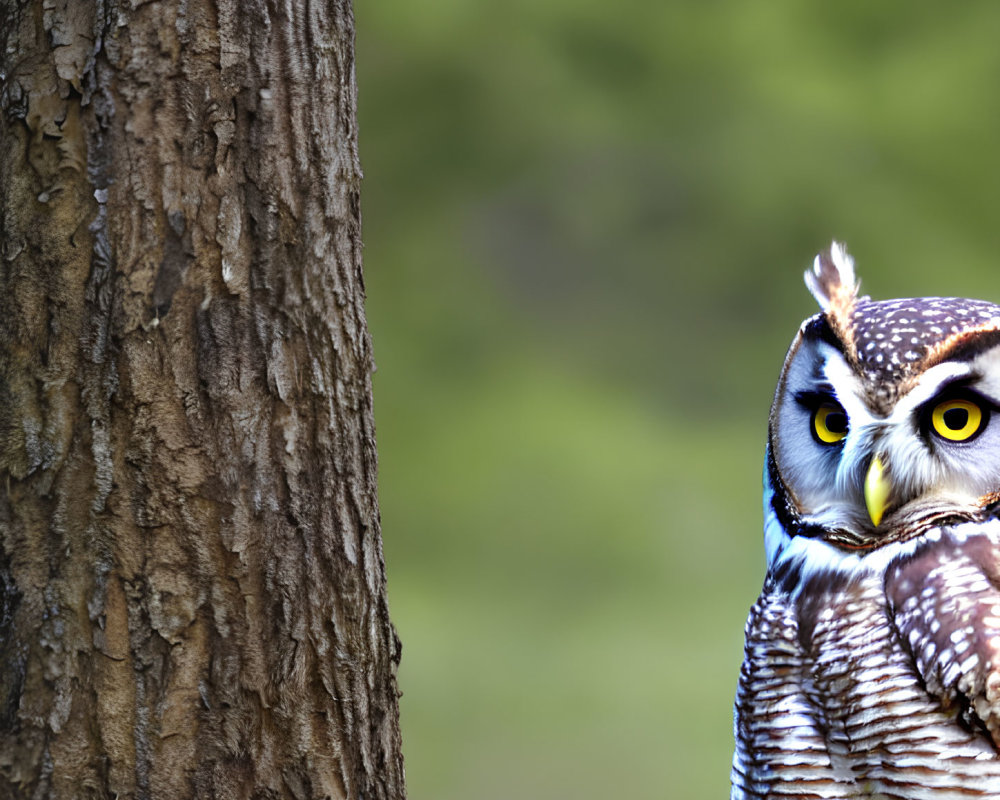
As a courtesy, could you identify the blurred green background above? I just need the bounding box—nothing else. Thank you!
[354,3,1000,798]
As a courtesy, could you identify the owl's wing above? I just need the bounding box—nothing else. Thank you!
[886,531,1000,744]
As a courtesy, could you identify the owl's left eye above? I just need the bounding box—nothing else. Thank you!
[813,402,849,445]
[929,397,986,442]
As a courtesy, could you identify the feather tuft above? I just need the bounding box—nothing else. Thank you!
[803,242,862,357]
[804,241,859,312]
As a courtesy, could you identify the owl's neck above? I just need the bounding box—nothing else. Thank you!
[763,473,998,597]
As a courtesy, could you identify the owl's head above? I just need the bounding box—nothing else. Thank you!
[768,243,1000,558]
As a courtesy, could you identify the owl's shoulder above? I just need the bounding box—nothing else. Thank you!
[886,522,1000,741]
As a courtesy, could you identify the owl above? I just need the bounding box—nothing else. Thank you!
[731,243,1000,799]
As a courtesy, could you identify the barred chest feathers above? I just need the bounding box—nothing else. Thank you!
[732,244,1000,799]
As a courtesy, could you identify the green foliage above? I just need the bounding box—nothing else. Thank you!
[356,2,1000,797]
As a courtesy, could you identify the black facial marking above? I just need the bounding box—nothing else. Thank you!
[794,387,838,410]
[766,446,834,542]
[801,314,845,353]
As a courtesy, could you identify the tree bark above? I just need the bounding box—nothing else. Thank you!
[0,1,404,798]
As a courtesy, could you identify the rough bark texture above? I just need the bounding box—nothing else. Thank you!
[0,1,405,798]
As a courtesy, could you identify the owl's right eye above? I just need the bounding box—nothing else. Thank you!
[812,402,849,445]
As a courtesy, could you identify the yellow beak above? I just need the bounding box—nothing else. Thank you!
[864,455,891,527]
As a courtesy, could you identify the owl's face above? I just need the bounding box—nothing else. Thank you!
[769,244,1000,554]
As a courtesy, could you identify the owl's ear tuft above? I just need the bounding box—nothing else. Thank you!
[804,241,859,313]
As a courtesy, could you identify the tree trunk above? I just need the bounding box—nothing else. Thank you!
[0,1,405,798]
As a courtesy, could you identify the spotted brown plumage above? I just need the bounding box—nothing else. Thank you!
[734,525,1000,798]
[845,297,1000,413]
[733,244,1000,798]
[851,297,1000,377]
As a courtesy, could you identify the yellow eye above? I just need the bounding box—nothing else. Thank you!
[813,402,848,444]
[930,398,984,442]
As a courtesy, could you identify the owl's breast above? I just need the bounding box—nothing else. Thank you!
[733,526,1000,800]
